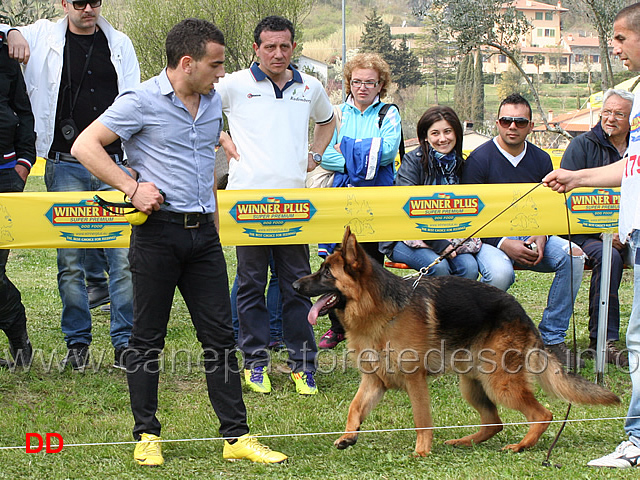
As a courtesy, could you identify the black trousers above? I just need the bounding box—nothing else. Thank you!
[0,168,27,333]
[582,237,624,341]
[236,244,317,372]
[126,216,248,440]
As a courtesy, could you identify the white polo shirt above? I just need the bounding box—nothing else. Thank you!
[216,63,333,190]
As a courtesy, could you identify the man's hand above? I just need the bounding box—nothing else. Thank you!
[307,153,317,172]
[613,233,626,252]
[219,131,239,162]
[14,165,29,183]
[542,168,581,193]
[6,29,30,64]
[129,182,164,215]
[500,237,544,266]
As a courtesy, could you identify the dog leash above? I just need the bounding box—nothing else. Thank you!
[408,182,544,289]
[542,192,578,468]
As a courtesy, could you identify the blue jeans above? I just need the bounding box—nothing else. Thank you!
[44,159,133,349]
[475,243,515,291]
[625,230,640,442]
[231,254,283,342]
[477,235,583,345]
[389,242,478,280]
[85,249,109,288]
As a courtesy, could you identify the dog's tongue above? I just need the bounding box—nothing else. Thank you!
[307,294,333,325]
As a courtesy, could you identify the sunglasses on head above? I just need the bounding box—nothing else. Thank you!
[498,116,530,128]
[70,0,101,10]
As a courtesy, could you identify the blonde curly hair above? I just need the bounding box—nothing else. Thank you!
[344,53,392,99]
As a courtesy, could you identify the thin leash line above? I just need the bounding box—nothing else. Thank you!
[407,182,544,287]
[1,415,635,451]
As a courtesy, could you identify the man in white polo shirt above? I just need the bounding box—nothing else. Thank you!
[216,15,335,395]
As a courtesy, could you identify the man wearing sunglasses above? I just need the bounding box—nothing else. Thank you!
[462,93,585,369]
[559,88,633,368]
[1,0,139,371]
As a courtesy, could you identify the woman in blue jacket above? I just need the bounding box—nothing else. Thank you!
[316,53,402,349]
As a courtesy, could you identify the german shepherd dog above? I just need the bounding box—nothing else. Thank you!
[293,227,620,456]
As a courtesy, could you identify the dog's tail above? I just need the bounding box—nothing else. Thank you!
[529,348,620,405]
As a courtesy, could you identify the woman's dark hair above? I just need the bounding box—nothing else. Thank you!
[416,105,464,159]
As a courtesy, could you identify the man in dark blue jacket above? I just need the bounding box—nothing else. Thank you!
[560,88,633,366]
[0,30,35,368]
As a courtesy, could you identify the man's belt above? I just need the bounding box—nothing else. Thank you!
[150,210,215,229]
[48,151,123,164]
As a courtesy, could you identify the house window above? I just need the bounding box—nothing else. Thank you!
[544,28,555,37]
[575,54,583,62]
[535,12,543,20]
[527,56,535,64]
[545,11,553,21]
[498,55,507,63]
[537,28,543,36]
[560,57,568,66]
[591,55,600,63]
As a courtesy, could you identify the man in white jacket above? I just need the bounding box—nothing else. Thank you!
[2,0,139,371]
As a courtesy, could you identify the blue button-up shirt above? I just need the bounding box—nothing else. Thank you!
[99,69,222,213]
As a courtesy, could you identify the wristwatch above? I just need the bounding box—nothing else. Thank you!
[309,151,322,165]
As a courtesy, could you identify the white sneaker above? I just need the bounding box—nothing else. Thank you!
[588,441,640,468]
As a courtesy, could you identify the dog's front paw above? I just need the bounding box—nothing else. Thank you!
[334,434,358,450]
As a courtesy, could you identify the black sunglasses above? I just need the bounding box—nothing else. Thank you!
[498,116,530,129]
[71,0,102,10]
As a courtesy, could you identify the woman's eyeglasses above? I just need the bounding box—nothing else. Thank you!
[350,80,379,89]
[498,116,530,128]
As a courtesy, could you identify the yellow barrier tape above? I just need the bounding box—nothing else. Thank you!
[0,184,619,249]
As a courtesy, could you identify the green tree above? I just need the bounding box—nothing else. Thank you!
[564,0,628,90]
[472,49,484,124]
[105,0,314,81]
[418,13,451,105]
[410,0,571,138]
[388,36,423,89]
[453,54,470,119]
[360,9,423,90]
[532,53,545,87]
[0,0,57,25]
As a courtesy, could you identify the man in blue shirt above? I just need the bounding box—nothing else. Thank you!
[71,19,286,467]
[462,93,585,369]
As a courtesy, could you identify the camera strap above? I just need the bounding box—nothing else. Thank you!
[64,27,97,119]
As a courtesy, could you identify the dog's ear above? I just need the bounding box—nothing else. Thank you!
[342,226,367,272]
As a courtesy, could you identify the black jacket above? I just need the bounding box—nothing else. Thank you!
[0,32,36,170]
[560,122,625,245]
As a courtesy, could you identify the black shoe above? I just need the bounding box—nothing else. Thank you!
[545,342,585,369]
[1,316,33,368]
[113,347,127,371]
[587,338,629,367]
[60,343,90,371]
[87,285,110,309]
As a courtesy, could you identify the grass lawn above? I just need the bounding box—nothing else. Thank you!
[0,177,636,479]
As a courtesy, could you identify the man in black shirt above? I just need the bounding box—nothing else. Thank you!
[0,31,35,368]
[2,0,140,371]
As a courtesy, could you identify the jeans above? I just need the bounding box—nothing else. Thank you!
[581,237,624,341]
[85,249,109,289]
[44,159,133,349]
[236,244,317,373]
[625,230,640,442]
[389,241,478,280]
[231,253,283,343]
[477,235,583,345]
[475,243,515,291]
[0,168,27,332]
[126,217,248,440]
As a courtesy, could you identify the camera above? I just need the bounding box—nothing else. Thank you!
[60,118,79,143]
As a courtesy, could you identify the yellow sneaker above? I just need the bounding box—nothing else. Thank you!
[244,366,271,394]
[291,371,318,395]
[133,433,164,466]
[223,433,288,463]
